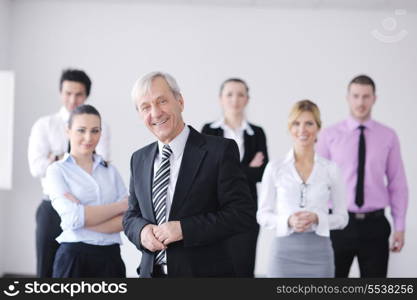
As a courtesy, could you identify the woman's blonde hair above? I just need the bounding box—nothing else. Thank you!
[288,100,322,130]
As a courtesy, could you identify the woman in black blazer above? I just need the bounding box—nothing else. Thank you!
[202,78,269,277]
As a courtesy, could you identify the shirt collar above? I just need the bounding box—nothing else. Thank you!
[284,148,318,164]
[346,116,375,131]
[63,152,105,170]
[209,118,254,136]
[157,124,190,160]
[58,106,71,123]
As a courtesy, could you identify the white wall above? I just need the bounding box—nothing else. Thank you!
[0,71,14,190]
[3,0,417,277]
[0,0,10,68]
[0,0,12,277]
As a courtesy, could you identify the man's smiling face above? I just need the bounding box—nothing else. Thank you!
[136,76,185,144]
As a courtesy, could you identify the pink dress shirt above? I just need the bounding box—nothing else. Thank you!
[316,117,408,231]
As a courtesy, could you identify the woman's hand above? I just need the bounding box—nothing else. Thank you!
[64,193,80,204]
[249,151,264,167]
[48,152,64,164]
[288,211,318,232]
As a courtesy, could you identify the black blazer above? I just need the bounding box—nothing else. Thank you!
[201,122,269,202]
[123,126,256,277]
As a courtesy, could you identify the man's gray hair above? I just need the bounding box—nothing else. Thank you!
[131,71,181,105]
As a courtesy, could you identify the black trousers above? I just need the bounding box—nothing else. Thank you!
[53,242,126,278]
[227,225,259,277]
[35,200,62,278]
[330,213,391,278]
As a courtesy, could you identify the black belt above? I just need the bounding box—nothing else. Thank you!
[349,209,385,220]
[60,242,121,255]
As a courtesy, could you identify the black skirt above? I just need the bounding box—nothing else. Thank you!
[52,242,126,278]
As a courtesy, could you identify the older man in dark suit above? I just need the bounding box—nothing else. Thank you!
[123,71,256,277]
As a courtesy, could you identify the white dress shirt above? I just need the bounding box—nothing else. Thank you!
[209,118,254,161]
[154,124,190,221]
[153,124,190,265]
[257,149,348,237]
[28,107,110,197]
[46,153,127,245]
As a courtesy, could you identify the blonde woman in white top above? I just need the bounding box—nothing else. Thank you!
[257,100,348,277]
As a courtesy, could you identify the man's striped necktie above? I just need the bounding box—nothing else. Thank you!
[153,144,172,265]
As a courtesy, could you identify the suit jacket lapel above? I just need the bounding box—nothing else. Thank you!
[138,142,158,223]
[216,125,253,164]
[214,127,224,137]
[242,130,254,164]
[169,127,207,219]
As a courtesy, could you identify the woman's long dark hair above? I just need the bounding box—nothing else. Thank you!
[67,104,108,167]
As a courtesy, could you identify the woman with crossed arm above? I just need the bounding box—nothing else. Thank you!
[46,104,128,278]
[202,78,269,277]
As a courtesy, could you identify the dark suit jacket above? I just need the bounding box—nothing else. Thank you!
[123,126,256,277]
[201,122,269,203]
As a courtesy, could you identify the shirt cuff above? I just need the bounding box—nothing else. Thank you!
[394,218,406,232]
[62,204,85,230]
[276,213,292,237]
[313,210,329,237]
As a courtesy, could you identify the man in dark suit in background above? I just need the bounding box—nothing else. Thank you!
[123,71,256,278]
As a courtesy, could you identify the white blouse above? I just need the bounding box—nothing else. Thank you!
[257,149,348,237]
[209,118,254,162]
[46,153,127,245]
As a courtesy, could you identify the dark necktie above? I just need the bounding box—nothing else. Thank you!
[355,125,366,207]
[152,144,172,265]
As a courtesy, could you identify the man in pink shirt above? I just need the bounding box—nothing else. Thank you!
[316,75,408,277]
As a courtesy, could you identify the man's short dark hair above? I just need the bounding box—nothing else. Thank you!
[348,74,376,93]
[60,69,92,96]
